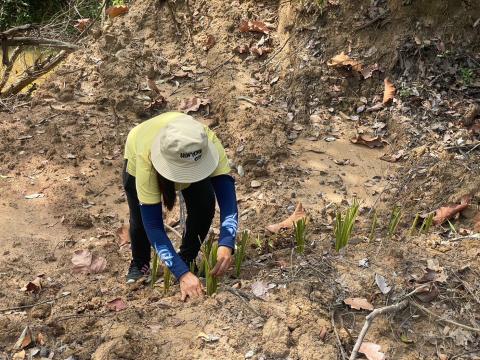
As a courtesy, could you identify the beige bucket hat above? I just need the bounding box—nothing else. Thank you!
[150,114,219,183]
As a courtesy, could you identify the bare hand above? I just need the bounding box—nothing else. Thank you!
[210,246,233,278]
[179,272,203,301]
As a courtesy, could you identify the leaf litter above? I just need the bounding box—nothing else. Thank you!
[344,297,374,311]
[71,249,107,274]
[359,342,386,360]
[266,203,306,233]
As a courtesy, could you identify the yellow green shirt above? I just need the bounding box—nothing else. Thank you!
[124,112,231,204]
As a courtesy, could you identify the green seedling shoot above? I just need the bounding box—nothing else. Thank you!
[419,212,434,234]
[334,199,360,252]
[235,230,249,278]
[369,210,378,242]
[203,240,218,296]
[293,217,307,254]
[163,265,172,295]
[409,213,420,236]
[387,206,402,238]
[151,252,159,288]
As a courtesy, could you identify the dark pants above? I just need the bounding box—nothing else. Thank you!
[123,162,216,268]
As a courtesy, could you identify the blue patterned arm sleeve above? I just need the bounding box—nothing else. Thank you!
[140,204,189,279]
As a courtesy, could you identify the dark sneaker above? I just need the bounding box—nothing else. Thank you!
[126,262,150,284]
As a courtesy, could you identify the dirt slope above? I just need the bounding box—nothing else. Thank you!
[1,0,479,359]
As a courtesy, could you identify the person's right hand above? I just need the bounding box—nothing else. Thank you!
[179,272,203,301]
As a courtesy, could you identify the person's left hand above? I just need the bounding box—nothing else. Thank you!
[210,245,233,278]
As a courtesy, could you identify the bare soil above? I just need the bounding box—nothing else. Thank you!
[1,1,479,359]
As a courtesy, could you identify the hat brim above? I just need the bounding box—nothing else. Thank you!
[151,136,220,183]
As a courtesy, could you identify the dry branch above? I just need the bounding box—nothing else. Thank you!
[4,37,79,50]
[349,300,409,360]
[0,50,68,98]
[0,47,22,93]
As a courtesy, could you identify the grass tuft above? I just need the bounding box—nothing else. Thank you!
[387,206,402,238]
[235,230,249,278]
[419,212,434,234]
[409,213,420,236]
[334,199,360,252]
[202,239,218,296]
[163,265,172,295]
[293,217,307,254]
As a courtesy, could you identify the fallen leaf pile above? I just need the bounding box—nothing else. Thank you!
[411,259,447,302]
[71,249,107,274]
[266,203,307,233]
[432,195,471,225]
[179,97,211,114]
[344,297,374,311]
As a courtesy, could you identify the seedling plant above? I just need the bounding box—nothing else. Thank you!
[293,217,307,254]
[334,199,360,251]
[235,230,249,278]
[387,206,402,238]
[201,238,218,296]
[419,212,434,234]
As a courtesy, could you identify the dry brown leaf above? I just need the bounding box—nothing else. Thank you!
[105,5,129,18]
[366,102,384,112]
[327,52,363,73]
[350,134,386,148]
[147,78,161,95]
[470,122,480,135]
[361,63,380,79]
[359,342,386,360]
[239,20,270,34]
[71,249,107,274]
[250,46,273,57]
[12,351,25,360]
[433,196,471,225]
[235,44,250,54]
[266,203,306,234]
[474,212,480,232]
[380,149,406,162]
[36,332,46,346]
[73,18,91,32]
[383,77,396,104]
[23,276,42,293]
[106,298,127,312]
[179,97,211,114]
[344,297,374,311]
[146,96,167,112]
[415,283,439,303]
[203,35,216,51]
[463,103,479,126]
[116,224,130,247]
[13,326,32,350]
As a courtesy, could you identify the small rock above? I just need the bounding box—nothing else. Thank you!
[237,165,245,177]
[245,350,255,359]
[250,180,262,188]
[324,137,336,142]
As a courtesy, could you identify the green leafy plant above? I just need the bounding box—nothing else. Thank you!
[334,199,360,251]
[460,67,474,86]
[409,213,420,236]
[293,217,307,254]
[151,252,160,288]
[112,0,126,6]
[387,206,402,238]
[235,230,249,278]
[163,265,172,295]
[419,212,434,234]
[369,210,378,242]
[201,238,218,296]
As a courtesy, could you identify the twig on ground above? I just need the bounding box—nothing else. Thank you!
[354,10,391,31]
[449,233,480,242]
[331,310,348,360]
[410,301,480,333]
[225,287,264,318]
[349,300,409,360]
[0,292,70,313]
